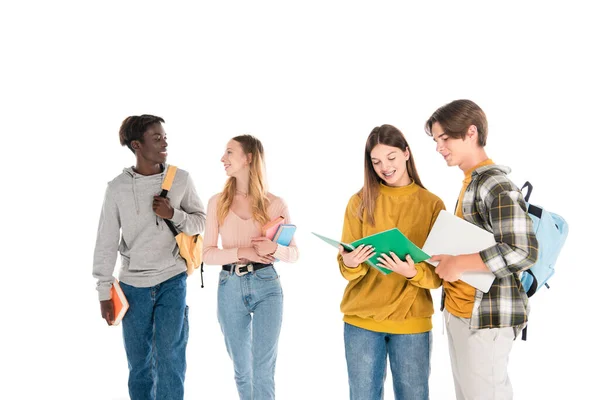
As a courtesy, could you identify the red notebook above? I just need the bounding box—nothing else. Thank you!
[110,279,129,326]
[262,216,284,240]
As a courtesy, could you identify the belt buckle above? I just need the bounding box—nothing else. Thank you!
[235,263,254,276]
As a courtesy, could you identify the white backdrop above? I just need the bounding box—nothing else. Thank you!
[2,1,598,399]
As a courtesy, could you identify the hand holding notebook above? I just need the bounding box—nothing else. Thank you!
[262,216,285,240]
[421,210,497,292]
[312,228,430,275]
[257,218,297,261]
[261,216,296,246]
[272,224,296,246]
[104,279,128,326]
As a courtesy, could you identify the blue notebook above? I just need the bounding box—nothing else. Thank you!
[273,224,296,246]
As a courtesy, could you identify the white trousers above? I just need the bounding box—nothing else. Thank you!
[444,309,516,400]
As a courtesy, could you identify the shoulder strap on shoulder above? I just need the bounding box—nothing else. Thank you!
[161,165,178,193]
[159,165,179,237]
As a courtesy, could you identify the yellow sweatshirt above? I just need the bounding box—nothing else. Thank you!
[338,182,445,334]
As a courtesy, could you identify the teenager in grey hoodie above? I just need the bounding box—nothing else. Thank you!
[93,114,205,400]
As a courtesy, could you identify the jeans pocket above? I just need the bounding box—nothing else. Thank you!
[254,266,279,281]
[218,270,230,285]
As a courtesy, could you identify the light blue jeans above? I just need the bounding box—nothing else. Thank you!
[120,271,189,400]
[218,265,284,400]
[344,323,432,400]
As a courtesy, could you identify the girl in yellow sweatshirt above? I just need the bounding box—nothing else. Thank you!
[338,124,445,400]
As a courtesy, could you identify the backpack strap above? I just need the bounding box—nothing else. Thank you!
[519,181,536,340]
[521,181,533,202]
[160,165,179,237]
[521,181,544,220]
[161,165,178,195]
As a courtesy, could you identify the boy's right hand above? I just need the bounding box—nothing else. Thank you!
[339,244,375,268]
[100,300,115,326]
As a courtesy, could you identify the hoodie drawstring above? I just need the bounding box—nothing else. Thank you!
[132,174,140,215]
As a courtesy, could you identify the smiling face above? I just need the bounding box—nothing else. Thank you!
[133,122,168,164]
[370,143,411,187]
[221,139,250,178]
[431,121,476,169]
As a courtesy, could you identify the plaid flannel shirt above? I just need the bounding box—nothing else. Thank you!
[450,164,539,330]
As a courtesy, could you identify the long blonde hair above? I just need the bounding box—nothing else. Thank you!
[358,125,425,226]
[217,135,270,226]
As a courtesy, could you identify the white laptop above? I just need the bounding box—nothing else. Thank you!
[422,210,497,293]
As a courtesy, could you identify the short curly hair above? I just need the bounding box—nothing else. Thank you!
[119,114,165,152]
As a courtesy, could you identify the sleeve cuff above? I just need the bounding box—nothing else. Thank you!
[273,244,284,260]
[479,247,508,277]
[337,254,369,280]
[169,208,185,226]
[407,264,425,282]
[225,248,240,263]
[342,263,369,277]
[98,285,112,302]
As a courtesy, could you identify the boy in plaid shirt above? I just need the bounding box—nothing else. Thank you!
[425,100,538,400]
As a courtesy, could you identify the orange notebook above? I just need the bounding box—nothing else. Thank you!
[262,215,284,240]
[110,279,129,326]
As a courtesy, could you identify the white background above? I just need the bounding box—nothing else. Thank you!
[2,1,598,399]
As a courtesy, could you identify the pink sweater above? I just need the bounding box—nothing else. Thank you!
[203,193,299,265]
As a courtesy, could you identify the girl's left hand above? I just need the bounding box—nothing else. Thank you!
[377,252,417,278]
[251,237,278,256]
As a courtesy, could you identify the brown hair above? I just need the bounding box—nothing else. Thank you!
[424,99,488,146]
[119,114,165,153]
[217,135,270,226]
[358,124,425,226]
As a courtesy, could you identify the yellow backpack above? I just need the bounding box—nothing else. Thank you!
[161,166,204,280]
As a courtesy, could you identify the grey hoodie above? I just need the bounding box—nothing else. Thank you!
[93,165,206,301]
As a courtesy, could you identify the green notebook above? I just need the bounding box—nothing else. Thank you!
[312,228,431,275]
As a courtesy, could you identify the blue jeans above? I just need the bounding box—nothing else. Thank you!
[217,265,284,400]
[344,323,432,400]
[120,272,189,400]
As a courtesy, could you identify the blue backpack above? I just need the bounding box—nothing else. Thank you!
[519,181,569,297]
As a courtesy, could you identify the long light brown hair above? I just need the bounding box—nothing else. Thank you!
[217,135,270,226]
[358,124,425,225]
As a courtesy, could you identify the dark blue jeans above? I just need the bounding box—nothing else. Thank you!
[120,272,189,400]
[344,323,432,400]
